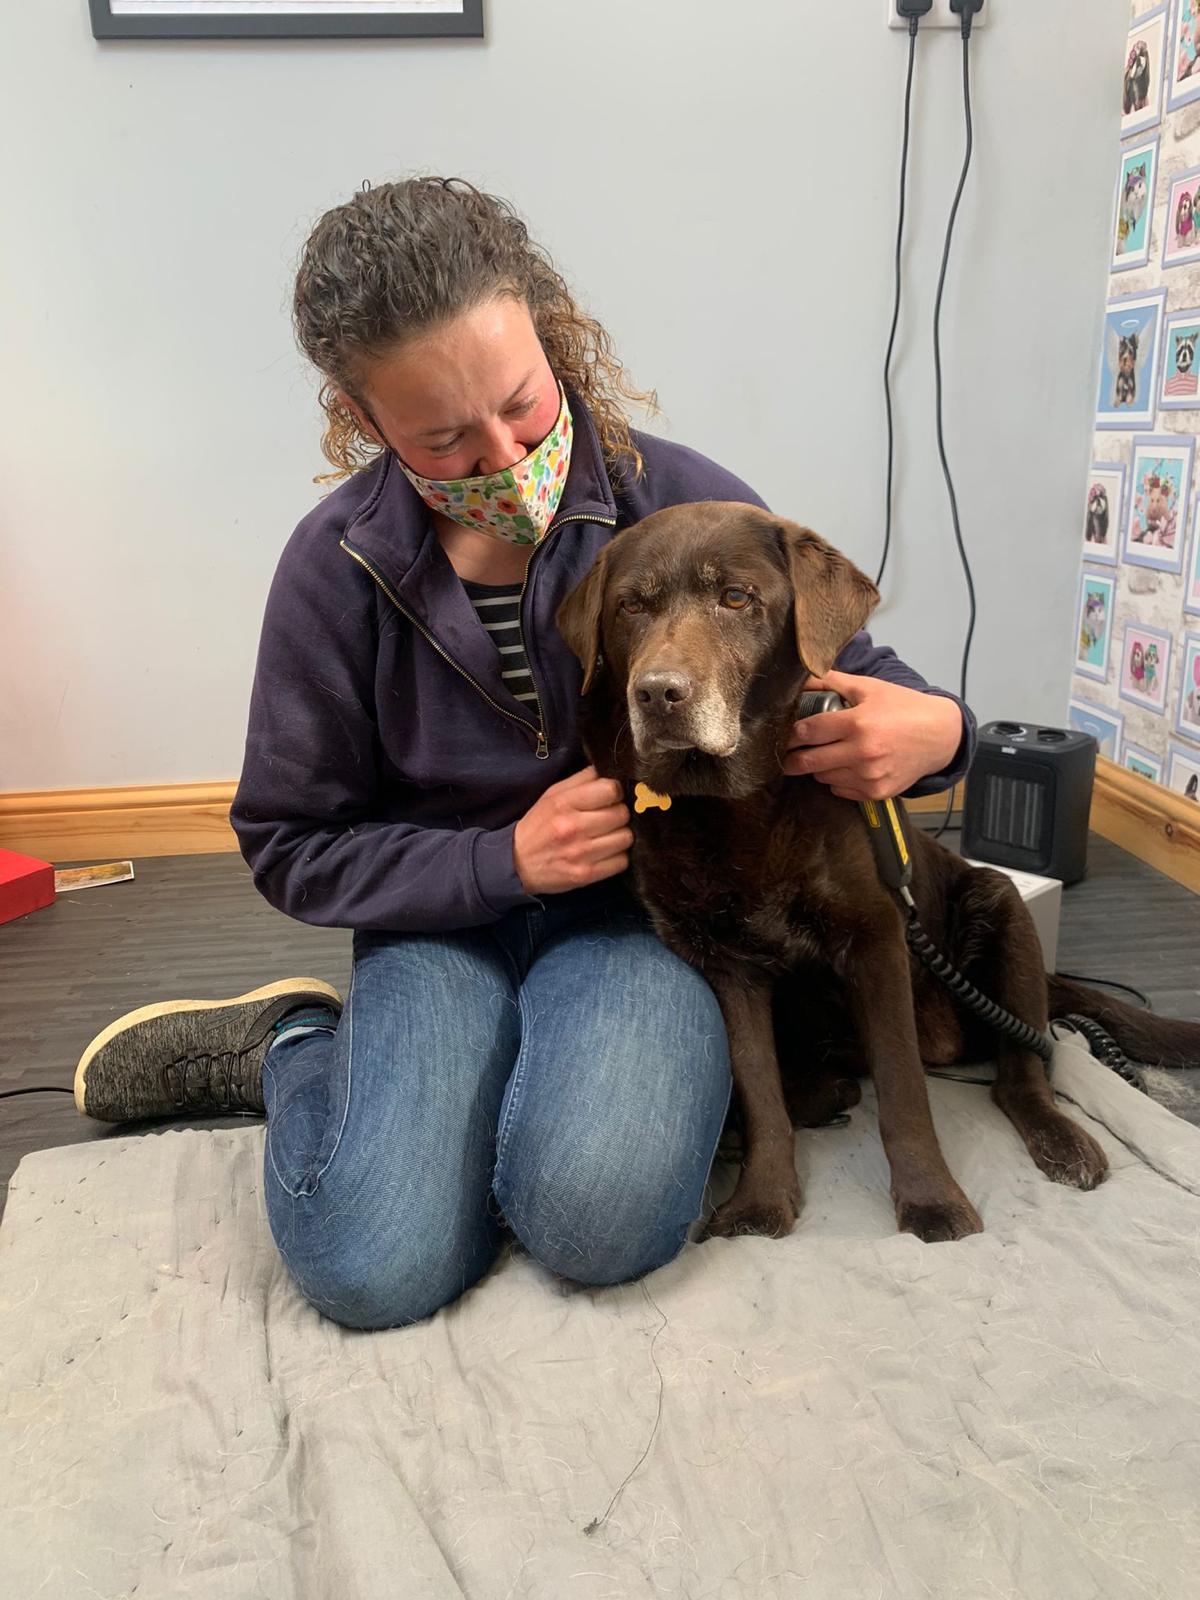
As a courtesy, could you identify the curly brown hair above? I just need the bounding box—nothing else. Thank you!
[292,177,657,483]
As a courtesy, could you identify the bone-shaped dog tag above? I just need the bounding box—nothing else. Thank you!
[633,782,672,814]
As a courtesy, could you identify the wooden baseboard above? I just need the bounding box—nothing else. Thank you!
[1089,755,1200,893]
[1,776,963,863]
[1,769,1196,895]
[0,782,238,864]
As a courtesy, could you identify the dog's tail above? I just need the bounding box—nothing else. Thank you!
[1048,975,1200,1069]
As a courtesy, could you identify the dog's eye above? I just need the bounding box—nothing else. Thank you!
[722,587,752,610]
[619,597,645,615]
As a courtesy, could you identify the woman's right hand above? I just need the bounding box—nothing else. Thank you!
[512,766,633,894]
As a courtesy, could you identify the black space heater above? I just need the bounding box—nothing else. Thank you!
[960,720,1097,885]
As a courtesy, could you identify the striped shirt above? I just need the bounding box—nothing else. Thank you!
[461,579,538,705]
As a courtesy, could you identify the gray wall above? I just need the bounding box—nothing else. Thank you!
[1,0,1128,793]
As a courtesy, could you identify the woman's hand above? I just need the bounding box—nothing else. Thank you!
[782,670,964,802]
[513,766,633,894]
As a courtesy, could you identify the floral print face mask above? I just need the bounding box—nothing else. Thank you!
[397,386,573,545]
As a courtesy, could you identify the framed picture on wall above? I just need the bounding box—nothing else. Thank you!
[88,1,484,39]
[1074,569,1116,683]
[1067,697,1124,761]
[1167,740,1200,799]
[1123,740,1164,782]
[1158,307,1200,408]
[1118,620,1174,714]
[1177,631,1200,741]
[1122,2,1169,137]
[1123,433,1194,572]
[1082,462,1124,564]
[1096,289,1166,429]
[1111,135,1159,272]
[1162,163,1200,267]
[1167,0,1200,112]
[1187,501,1200,614]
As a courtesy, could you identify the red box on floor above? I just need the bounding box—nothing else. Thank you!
[0,848,56,926]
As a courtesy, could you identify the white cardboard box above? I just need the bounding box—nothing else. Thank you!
[965,859,1062,972]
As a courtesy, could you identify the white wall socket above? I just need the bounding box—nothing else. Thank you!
[888,1,989,27]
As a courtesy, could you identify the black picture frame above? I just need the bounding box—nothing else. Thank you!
[89,1,483,41]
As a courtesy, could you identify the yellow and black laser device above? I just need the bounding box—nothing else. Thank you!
[794,690,914,892]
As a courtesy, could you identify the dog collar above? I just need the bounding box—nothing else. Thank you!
[633,782,672,814]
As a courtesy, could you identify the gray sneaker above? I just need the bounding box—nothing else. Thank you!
[74,978,343,1123]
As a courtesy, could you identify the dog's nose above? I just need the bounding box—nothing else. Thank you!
[634,670,694,712]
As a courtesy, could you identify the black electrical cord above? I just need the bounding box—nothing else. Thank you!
[936,31,977,707]
[0,1086,75,1101]
[931,29,977,840]
[1054,971,1151,1010]
[877,16,920,591]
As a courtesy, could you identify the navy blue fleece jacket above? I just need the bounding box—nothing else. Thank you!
[231,403,975,932]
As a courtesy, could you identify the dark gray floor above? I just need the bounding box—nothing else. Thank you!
[1,834,1198,1220]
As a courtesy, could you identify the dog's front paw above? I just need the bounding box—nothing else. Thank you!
[896,1190,983,1243]
[1029,1120,1110,1190]
[705,1179,803,1240]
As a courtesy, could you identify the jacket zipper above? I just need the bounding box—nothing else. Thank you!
[340,540,545,753]
[340,509,616,761]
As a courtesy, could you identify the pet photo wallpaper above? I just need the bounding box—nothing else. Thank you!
[1072,0,1200,802]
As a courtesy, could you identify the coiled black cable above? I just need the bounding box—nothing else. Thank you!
[1051,1015,1148,1093]
[902,903,1149,1093]
[903,911,1054,1063]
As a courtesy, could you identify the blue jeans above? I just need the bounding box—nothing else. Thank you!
[262,886,732,1330]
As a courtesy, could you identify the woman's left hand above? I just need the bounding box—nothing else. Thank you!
[782,669,964,802]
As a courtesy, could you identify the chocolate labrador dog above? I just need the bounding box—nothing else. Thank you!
[556,502,1200,1242]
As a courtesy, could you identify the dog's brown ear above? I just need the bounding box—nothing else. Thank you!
[556,547,610,693]
[777,521,880,675]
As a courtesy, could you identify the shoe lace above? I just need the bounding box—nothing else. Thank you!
[162,1049,258,1113]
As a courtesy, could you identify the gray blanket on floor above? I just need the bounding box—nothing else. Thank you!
[3,1037,1199,1600]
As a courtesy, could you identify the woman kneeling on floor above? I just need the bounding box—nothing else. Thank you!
[75,177,974,1330]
